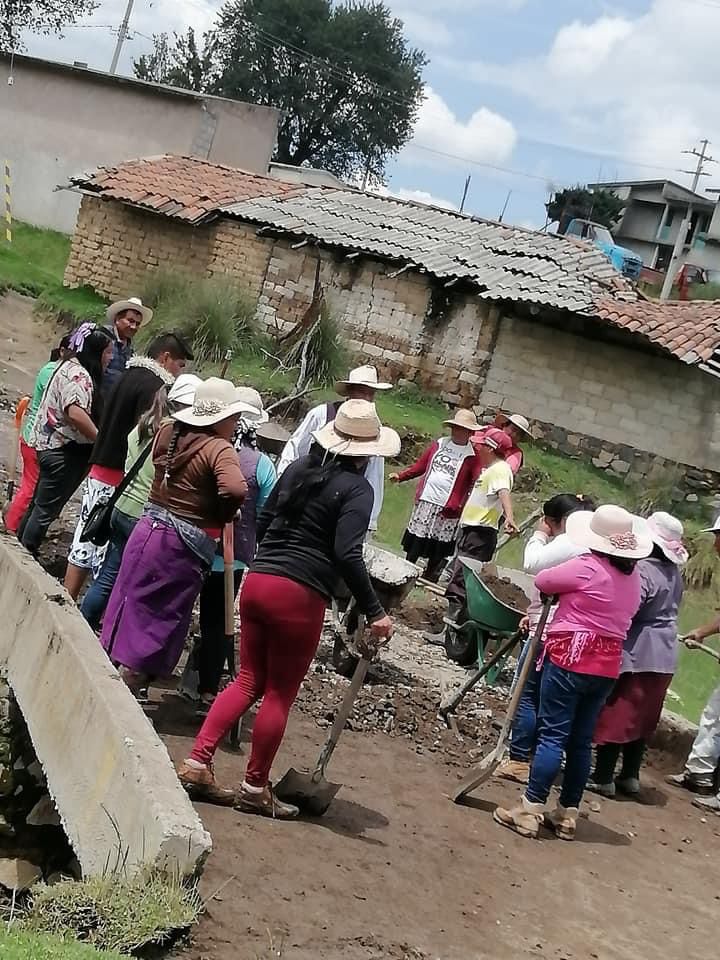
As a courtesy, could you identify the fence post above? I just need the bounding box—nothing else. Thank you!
[4,161,11,243]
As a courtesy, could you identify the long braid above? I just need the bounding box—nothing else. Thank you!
[162,422,182,489]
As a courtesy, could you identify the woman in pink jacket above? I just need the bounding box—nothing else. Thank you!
[494,505,652,841]
[390,409,479,581]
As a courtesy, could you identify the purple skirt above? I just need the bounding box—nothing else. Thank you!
[593,672,673,745]
[100,514,207,678]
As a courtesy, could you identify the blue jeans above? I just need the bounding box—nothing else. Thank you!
[526,661,615,808]
[509,642,541,762]
[80,508,137,630]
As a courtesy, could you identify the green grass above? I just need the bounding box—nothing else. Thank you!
[0,929,123,959]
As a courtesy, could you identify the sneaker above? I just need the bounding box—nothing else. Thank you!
[691,794,720,814]
[493,795,545,839]
[615,777,640,797]
[545,804,578,841]
[177,761,236,806]
[495,759,531,785]
[586,779,616,798]
[236,783,299,820]
[665,772,715,796]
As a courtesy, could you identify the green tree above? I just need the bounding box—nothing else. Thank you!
[0,0,98,52]
[546,185,625,234]
[134,0,427,182]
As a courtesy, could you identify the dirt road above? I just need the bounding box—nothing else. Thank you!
[0,294,718,960]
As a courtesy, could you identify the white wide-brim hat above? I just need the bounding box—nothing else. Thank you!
[566,504,653,560]
[646,511,688,565]
[235,386,269,424]
[444,408,483,432]
[168,373,202,407]
[498,412,531,436]
[106,296,153,327]
[702,514,720,534]
[173,376,262,427]
[313,399,400,458]
[335,364,392,396]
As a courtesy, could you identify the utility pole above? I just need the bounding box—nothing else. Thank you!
[109,0,136,75]
[459,175,471,214]
[660,139,717,301]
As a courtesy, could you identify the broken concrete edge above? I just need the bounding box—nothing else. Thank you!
[650,709,698,765]
[0,534,211,879]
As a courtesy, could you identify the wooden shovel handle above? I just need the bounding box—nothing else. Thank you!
[222,523,235,638]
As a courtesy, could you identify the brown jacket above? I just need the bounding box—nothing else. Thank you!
[149,422,247,529]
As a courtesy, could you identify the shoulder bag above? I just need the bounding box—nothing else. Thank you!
[81,439,154,546]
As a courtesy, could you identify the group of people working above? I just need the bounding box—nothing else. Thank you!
[3,303,718,828]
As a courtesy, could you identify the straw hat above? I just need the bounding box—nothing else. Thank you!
[702,515,720,534]
[499,412,531,436]
[444,408,482,432]
[173,377,263,427]
[313,399,400,458]
[106,296,153,327]
[168,373,202,407]
[646,511,688,565]
[235,386,269,423]
[566,505,653,560]
[335,365,392,397]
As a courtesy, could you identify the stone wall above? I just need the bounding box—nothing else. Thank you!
[64,197,720,480]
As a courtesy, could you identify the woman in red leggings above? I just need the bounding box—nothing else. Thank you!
[178,399,399,818]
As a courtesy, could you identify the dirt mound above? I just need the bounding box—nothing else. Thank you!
[481,573,529,612]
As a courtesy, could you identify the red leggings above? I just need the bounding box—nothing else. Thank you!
[5,440,39,533]
[191,572,326,786]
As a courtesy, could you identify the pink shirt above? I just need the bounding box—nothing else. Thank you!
[535,554,642,678]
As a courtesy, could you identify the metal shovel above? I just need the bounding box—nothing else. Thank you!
[451,596,553,803]
[275,638,370,816]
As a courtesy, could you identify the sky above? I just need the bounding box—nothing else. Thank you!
[18,0,720,229]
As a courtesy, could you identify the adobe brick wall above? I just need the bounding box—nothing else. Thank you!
[65,196,214,299]
[477,314,720,479]
[64,197,720,482]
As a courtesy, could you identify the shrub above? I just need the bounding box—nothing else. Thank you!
[139,270,258,363]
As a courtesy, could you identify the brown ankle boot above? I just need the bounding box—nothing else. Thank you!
[177,761,236,806]
[545,804,578,841]
[236,783,299,819]
[493,795,545,839]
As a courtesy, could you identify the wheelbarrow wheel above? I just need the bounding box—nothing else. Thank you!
[445,622,482,667]
[332,634,359,678]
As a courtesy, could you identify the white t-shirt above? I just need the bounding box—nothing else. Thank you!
[461,459,514,528]
[421,438,473,507]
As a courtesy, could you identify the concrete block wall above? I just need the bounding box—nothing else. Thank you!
[65,197,214,299]
[479,314,720,472]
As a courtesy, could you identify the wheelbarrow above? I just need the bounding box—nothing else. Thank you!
[444,558,532,682]
[331,544,420,677]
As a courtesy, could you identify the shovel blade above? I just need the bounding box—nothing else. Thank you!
[451,747,502,803]
[274,766,343,817]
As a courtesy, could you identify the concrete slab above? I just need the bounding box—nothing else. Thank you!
[0,534,211,878]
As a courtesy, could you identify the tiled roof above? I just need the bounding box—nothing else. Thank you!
[595,299,720,367]
[71,155,720,372]
[70,155,301,224]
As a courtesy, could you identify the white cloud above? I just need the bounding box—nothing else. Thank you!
[410,87,517,165]
[392,188,458,210]
[462,0,720,181]
[394,10,453,49]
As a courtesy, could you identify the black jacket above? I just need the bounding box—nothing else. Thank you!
[91,360,172,471]
[253,454,384,619]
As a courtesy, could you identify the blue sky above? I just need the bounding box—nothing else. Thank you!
[22,0,720,229]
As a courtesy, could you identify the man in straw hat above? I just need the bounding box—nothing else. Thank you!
[495,505,652,841]
[103,296,154,395]
[179,399,398,816]
[390,408,481,581]
[278,364,393,531]
[666,514,720,811]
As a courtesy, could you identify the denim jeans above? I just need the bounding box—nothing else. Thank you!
[80,509,137,631]
[509,643,542,762]
[526,661,615,808]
